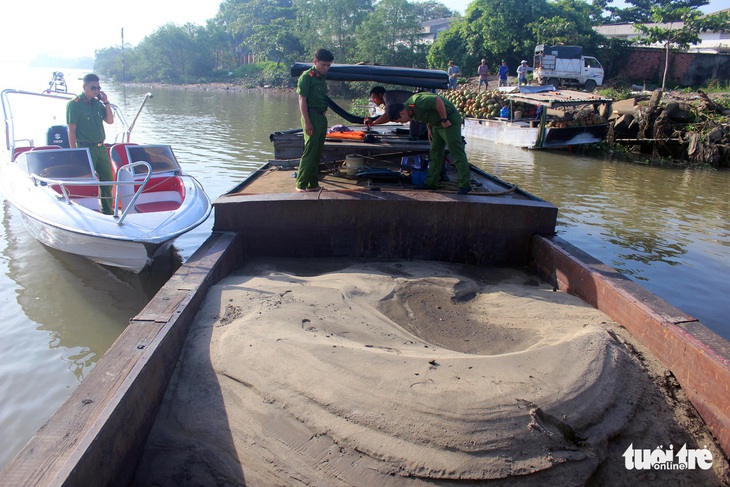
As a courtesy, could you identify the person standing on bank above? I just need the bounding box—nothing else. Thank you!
[295,48,334,192]
[477,59,490,90]
[386,93,472,194]
[517,60,532,86]
[498,60,509,87]
[447,61,460,90]
[66,73,115,215]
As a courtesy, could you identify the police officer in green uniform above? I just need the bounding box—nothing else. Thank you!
[66,73,115,214]
[295,48,334,192]
[387,93,472,194]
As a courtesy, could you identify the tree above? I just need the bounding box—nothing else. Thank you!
[294,0,373,62]
[128,23,216,82]
[215,0,301,64]
[634,6,730,90]
[412,1,455,21]
[429,0,550,74]
[606,0,709,23]
[355,0,428,66]
[94,47,125,81]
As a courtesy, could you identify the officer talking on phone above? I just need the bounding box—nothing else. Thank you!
[66,73,115,214]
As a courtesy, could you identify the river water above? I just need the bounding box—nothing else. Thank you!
[1,66,728,469]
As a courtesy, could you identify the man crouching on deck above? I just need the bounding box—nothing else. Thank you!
[295,49,334,192]
[387,93,472,194]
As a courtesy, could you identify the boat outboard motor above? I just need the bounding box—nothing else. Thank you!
[47,125,70,148]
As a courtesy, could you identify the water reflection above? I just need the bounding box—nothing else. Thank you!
[2,201,176,379]
[466,138,730,339]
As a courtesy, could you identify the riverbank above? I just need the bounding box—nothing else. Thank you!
[124,80,293,93]
[132,78,728,167]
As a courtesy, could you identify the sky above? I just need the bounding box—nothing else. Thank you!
[1,0,728,64]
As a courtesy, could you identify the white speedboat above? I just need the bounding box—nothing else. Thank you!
[1,89,212,273]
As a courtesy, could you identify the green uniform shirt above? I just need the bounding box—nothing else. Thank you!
[66,94,106,143]
[404,93,458,126]
[297,66,328,112]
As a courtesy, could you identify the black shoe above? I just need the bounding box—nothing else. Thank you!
[457,186,471,195]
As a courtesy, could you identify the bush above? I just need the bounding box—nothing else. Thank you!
[598,86,633,101]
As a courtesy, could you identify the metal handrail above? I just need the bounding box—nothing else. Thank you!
[114,161,152,224]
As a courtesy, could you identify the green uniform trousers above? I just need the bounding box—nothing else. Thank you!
[296,111,327,190]
[88,145,114,215]
[426,122,470,190]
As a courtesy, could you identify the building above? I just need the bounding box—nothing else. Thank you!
[421,18,453,43]
[595,8,730,54]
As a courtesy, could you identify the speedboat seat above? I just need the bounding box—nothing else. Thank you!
[109,143,138,180]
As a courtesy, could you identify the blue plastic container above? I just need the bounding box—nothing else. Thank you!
[411,170,427,185]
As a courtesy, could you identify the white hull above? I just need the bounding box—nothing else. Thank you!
[0,157,211,272]
[463,117,541,149]
[1,86,212,274]
[463,117,608,149]
[19,212,166,272]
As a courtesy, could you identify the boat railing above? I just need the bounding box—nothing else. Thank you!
[30,161,153,224]
[114,161,153,224]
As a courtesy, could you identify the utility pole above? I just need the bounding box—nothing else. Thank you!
[121,28,125,84]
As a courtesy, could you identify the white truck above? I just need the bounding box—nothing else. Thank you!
[533,45,604,91]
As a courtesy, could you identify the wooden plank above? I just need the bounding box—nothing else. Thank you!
[529,234,730,457]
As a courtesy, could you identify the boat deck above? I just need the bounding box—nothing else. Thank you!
[229,158,533,197]
[214,162,558,267]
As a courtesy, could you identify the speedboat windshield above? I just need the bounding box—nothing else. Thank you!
[126,145,181,175]
[17,148,95,179]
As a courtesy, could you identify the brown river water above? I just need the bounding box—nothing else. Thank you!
[1,67,728,469]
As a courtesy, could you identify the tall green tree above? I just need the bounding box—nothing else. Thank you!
[634,5,730,90]
[429,0,605,77]
[429,0,549,74]
[130,23,215,82]
[355,0,428,66]
[215,0,301,63]
[294,0,373,62]
[531,0,605,47]
[606,0,709,23]
[412,1,455,20]
[94,47,125,81]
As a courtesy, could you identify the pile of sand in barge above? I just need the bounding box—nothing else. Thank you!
[134,259,728,486]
